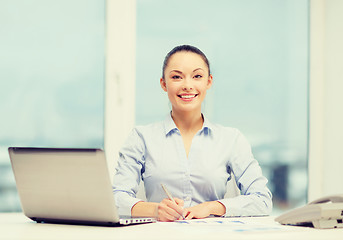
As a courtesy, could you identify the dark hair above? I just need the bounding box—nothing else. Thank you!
[162,45,211,79]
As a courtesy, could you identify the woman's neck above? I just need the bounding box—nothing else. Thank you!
[171,109,203,134]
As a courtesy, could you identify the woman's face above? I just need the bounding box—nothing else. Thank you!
[160,51,212,115]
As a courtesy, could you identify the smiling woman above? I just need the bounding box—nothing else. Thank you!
[135,0,309,215]
[112,45,272,222]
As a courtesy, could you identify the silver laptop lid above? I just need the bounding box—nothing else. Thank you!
[8,147,121,225]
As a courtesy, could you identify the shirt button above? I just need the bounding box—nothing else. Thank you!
[184,196,191,201]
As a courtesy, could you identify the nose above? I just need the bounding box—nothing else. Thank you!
[182,77,193,91]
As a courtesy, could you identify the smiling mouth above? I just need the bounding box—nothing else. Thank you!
[178,94,198,99]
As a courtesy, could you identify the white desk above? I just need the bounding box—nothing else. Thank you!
[1,213,342,240]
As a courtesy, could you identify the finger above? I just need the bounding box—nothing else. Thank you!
[174,198,184,207]
[157,207,176,222]
[177,209,189,220]
[185,211,194,220]
[158,210,178,222]
[158,201,182,221]
[183,207,194,220]
[164,199,185,217]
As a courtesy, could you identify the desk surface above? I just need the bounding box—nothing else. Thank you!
[1,213,342,240]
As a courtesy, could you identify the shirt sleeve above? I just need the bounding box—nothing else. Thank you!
[218,130,273,217]
[112,128,145,216]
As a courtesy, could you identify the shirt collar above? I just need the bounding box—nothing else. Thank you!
[164,112,178,135]
[163,112,213,136]
[202,115,213,135]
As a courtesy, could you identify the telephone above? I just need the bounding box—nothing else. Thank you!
[275,194,343,229]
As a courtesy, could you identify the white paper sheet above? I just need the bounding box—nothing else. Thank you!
[157,217,298,234]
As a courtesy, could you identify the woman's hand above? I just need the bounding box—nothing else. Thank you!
[156,198,185,222]
[184,201,226,220]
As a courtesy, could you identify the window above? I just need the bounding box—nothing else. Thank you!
[0,0,105,212]
[136,0,309,213]
[0,0,309,214]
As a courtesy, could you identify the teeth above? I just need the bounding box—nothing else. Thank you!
[180,95,196,99]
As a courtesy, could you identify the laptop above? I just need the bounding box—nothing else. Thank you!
[8,147,155,226]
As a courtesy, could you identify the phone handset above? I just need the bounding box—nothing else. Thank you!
[309,194,343,205]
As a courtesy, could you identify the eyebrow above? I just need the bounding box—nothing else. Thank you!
[193,68,204,72]
[169,68,204,74]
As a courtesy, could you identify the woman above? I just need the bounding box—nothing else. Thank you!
[112,45,272,222]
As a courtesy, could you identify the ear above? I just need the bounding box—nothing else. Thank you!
[206,74,213,89]
[160,78,167,92]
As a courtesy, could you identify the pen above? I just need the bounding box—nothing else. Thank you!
[161,184,185,220]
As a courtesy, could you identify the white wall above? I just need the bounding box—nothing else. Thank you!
[105,0,136,179]
[309,0,343,201]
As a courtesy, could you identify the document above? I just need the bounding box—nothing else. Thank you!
[157,217,294,234]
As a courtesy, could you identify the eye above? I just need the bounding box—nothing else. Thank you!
[171,75,181,80]
[194,74,202,79]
